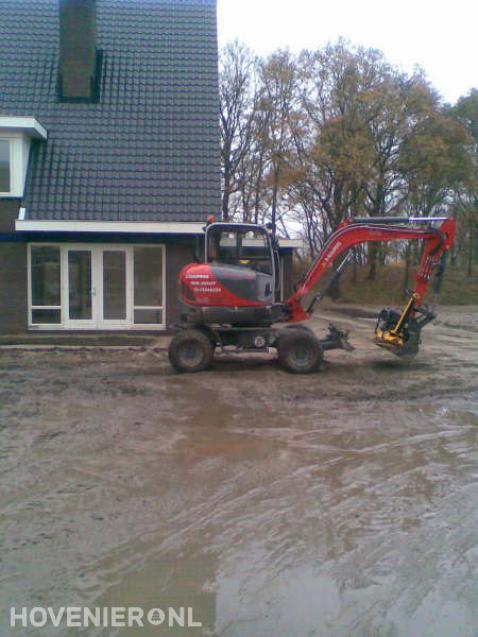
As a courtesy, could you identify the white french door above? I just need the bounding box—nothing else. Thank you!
[65,248,95,328]
[29,243,165,330]
[64,246,131,329]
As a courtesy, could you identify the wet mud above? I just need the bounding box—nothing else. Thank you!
[0,307,477,636]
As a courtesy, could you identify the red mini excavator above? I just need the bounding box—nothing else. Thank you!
[168,216,456,373]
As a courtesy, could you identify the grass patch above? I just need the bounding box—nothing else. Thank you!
[294,262,478,306]
[341,265,478,305]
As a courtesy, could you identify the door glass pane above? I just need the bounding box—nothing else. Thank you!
[0,140,11,192]
[31,246,61,306]
[241,230,273,274]
[68,251,92,320]
[103,251,126,320]
[134,247,163,307]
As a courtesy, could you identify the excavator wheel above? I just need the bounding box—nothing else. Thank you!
[168,329,214,373]
[283,323,315,335]
[276,328,323,374]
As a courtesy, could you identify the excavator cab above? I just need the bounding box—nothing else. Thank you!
[205,223,278,303]
[206,223,275,269]
[178,223,280,327]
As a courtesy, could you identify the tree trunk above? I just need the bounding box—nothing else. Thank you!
[403,243,411,299]
[271,179,278,235]
[326,276,341,301]
[352,248,358,284]
[253,170,263,225]
[222,169,230,222]
[367,243,378,280]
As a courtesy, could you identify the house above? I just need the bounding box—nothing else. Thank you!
[0,0,297,334]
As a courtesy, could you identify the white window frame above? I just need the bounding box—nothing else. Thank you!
[28,243,167,331]
[28,245,63,327]
[0,117,47,198]
[97,247,132,330]
[132,246,167,329]
[0,134,31,197]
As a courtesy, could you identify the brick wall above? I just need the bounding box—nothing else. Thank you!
[0,200,28,332]
[0,199,19,233]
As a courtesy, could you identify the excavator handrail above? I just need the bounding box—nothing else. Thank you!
[351,216,448,224]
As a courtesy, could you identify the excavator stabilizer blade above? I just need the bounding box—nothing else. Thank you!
[320,324,355,352]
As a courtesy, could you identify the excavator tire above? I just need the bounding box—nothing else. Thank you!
[168,329,214,373]
[277,328,323,374]
[284,323,315,335]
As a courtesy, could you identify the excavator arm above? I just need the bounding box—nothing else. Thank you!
[285,216,456,356]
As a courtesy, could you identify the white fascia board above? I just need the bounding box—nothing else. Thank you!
[16,220,206,234]
[0,116,48,140]
[15,219,304,247]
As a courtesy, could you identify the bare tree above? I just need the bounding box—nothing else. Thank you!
[218,40,477,285]
[219,41,257,221]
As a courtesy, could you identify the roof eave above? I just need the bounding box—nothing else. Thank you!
[15,219,302,248]
[0,116,48,139]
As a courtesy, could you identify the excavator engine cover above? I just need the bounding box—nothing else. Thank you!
[180,262,274,308]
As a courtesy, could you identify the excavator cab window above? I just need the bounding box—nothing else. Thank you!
[206,224,274,276]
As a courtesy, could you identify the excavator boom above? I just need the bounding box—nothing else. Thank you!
[286,217,456,323]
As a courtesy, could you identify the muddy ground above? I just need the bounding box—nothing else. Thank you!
[0,307,477,637]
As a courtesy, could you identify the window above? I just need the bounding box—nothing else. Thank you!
[103,251,126,320]
[134,247,164,325]
[28,244,166,330]
[30,246,62,324]
[68,250,92,320]
[207,227,273,274]
[241,230,274,275]
[0,118,47,196]
[0,140,10,193]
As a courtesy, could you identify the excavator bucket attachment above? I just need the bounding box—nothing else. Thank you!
[374,308,421,358]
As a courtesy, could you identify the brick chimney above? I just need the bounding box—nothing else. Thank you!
[59,0,98,100]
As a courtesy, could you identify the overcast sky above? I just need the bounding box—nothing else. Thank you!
[217,0,476,104]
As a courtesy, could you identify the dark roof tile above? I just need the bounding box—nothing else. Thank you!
[0,0,220,222]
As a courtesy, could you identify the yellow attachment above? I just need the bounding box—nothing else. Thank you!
[390,293,419,336]
[373,292,418,352]
[374,328,405,350]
